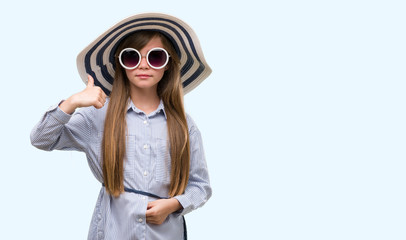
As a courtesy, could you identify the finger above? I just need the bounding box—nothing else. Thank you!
[100,90,107,101]
[99,99,105,108]
[87,75,94,88]
[98,96,105,105]
[146,216,159,225]
[146,218,156,224]
[100,90,107,102]
[93,87,107,102]
[101,89,107,99]
[94,100,104,109]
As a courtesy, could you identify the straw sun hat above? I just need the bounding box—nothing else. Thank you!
[76,13,212,95]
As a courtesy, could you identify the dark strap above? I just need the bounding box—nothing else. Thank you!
[102,184,187,240]
[124,186,167,199]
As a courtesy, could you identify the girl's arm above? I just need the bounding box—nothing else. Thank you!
[145,116,211,224]
[173,116,212,215]
[30,76,107,152]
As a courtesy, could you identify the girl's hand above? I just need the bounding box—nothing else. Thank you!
[145,198,182,225]
[60,75,107,114]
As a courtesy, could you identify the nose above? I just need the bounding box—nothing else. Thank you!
[138,55,149,69]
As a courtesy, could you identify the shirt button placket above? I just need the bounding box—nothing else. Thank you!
[143,116,151,183]
[142,115,152,196]
[143,142,149,179]
[143,142,149,183]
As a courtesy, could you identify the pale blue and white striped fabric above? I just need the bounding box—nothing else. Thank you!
[30,99,212,240]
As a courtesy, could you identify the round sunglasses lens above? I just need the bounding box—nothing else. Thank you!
[148,50,167,68]
[121,50,140,68]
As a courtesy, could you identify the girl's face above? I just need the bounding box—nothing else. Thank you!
[124,36,167,94]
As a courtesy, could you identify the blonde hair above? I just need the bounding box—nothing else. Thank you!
[102,31,190,198]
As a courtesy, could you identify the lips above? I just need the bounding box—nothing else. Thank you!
[136,74,152,79]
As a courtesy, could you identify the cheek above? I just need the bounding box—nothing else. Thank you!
[156,70,166,81]
[125,69,132,79]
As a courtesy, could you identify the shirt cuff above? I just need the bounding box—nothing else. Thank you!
[47,101,73,124]
[173,195,193,216]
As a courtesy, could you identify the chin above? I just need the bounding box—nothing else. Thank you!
[131,83,159,91]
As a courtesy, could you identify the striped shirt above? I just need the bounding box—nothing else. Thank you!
[30,99,212,240]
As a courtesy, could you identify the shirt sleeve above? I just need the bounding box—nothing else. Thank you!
[173,115,212,215]
[30,102,94,153]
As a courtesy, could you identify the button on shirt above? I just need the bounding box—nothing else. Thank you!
[30,99,212,240]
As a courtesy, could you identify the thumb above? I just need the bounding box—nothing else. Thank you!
[87,75,94,88]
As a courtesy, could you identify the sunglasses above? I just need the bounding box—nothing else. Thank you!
[118,47,170,70]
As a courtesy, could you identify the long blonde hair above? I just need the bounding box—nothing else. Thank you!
[102,31,190,198]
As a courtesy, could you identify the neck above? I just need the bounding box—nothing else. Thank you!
[129,87,161,114]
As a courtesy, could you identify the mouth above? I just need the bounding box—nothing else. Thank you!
[136,74,152,79]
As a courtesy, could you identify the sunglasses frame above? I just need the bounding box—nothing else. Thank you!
[118,47,170,70]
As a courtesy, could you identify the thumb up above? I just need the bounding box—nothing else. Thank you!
[87,75,95,88]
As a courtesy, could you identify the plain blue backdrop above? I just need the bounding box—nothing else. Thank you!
[1,0,405,239]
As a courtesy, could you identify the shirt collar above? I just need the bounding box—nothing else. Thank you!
[126,98,167,119]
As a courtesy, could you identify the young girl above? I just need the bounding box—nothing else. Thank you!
[30,13,212,240]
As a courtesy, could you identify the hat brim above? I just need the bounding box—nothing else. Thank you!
[77,13,211,95]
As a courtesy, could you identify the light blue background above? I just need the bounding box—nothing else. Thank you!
[1,0,405,239]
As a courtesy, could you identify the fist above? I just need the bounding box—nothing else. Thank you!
[59,75,107,114]
[75,75,107,109]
